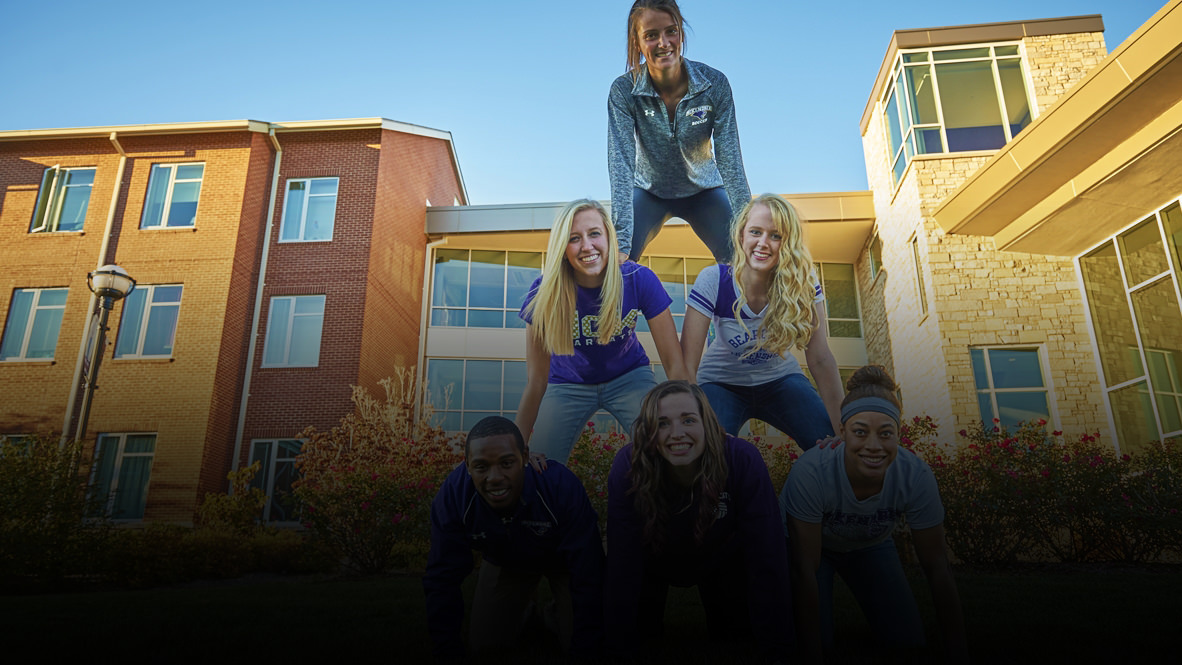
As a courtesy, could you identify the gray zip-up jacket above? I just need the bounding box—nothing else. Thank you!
[607,58,751,255]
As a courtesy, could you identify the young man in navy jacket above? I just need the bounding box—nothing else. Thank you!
[423,416,604,661]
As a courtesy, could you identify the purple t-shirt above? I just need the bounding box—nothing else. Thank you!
[519,262,672,385]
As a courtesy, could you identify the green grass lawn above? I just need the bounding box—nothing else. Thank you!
[1,564,1178,664]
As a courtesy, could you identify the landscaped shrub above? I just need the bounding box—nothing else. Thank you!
[566,424,628,533]
[0,433,110,589]
[294,371,462,574]
[196,460,268,536]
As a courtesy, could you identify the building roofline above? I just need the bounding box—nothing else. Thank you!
[859,15,1105,134]
[0,116,470,205]
[0,119,274,141]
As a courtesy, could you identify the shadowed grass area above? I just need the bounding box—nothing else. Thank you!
[0,564,1178,663]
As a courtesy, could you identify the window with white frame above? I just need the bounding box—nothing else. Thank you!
[814,263,862,338]
[971,346,1052,431]
[911,236,928,316]
[114,285,181,358]
[426,358,528,432]
[249,439,303,522]
[432,249,544,328]
[279,177,338,242]
[883,43,1034,186]
[262,295,325,367]
[140,163,204,228]
[90,433,156,520]
[0,434,33,457]
[635,256,715,333]
[868,234,883,280]
[30,166,95,233]
[0,287,67,361]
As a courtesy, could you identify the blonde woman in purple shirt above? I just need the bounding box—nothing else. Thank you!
[516,199,687,464]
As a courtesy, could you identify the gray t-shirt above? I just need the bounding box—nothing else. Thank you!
[782,445,944,552]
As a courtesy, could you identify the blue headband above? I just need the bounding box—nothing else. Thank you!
[840,396,901,425]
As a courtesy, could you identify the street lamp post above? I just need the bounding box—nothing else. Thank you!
[73,264,136,446]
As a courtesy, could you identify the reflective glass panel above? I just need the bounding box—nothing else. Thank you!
[1079,242,1142,386]
[1119,216,1168,285]
[935,61,1005,151]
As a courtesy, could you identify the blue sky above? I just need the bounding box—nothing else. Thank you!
[0,1,1167,204]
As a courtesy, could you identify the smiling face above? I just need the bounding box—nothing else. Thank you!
[635,8,682,75]
[655,391,706,476]
[466,433,525,515]
[740,203,783,273]
[841,411,900,488]
[565,207,610,288]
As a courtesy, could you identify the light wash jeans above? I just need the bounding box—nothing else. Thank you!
[529,365,656,463]
[700,372,834,450]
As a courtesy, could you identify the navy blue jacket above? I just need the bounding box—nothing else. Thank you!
[422,460,604,659]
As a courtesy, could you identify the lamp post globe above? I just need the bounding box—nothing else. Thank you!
[74,264,136,447]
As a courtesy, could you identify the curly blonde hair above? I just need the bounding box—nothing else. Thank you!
[729,193,818,358]
[523,199,623,356]
[628,380,729,553]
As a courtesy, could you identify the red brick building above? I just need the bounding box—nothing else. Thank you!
[0,118,466,522]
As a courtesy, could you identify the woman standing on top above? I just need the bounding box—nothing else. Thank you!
[681,193,843,449]
[516,199,687,465]
[608,0,751,263]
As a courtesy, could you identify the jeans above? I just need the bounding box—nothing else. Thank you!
[530,365,656,463]
[700,372,834,450]
[630,186,734,262]
[817,539,925,648]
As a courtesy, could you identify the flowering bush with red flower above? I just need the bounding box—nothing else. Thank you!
[566,423,629,534]
[905,418,1182,564]
[294,370,462,574]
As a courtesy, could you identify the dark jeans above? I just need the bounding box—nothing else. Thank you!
[630,186,734,262]
[701,373,835,450]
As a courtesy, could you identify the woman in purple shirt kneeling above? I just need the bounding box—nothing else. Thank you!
[605,380,792,662]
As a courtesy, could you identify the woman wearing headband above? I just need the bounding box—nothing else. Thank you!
[782,365,967,663]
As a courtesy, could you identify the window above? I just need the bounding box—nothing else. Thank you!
[432,250,544,328]
[814,263,862,338]
[911,236,928,316]
[426,358,527,431]
[868,234,883,280]
[883,43,1033,185]
[249,439,303,522]
[90,433,156,520]
[1,287,67,361]
[114,285,181,358]
[971,347,1052,431]
[1078,200,1182,452]
[0,434,32,457]
[140,163,204,228]
[280,177,338,242]
[635,256,714,333]
[30,166,95,232]
[262,295,325,367]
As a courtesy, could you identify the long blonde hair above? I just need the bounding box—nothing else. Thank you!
[628,381,729,553]
[523,199,623,356]
[729,193,818,357]
[625,0,688,82]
